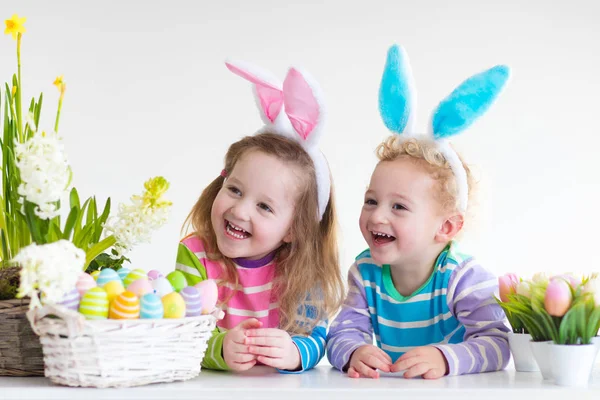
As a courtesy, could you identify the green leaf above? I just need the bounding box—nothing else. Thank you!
[92,197,111,244]
[62,206,79,240]
[86,197,97,226]
[46,221,63,243]
[70,187,80,210]
[73,197,91,237]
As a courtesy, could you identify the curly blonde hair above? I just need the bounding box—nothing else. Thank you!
[375,135,477,218]
[183,132,344,335]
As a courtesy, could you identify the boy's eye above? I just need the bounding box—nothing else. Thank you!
[258,203,273,213]
[364,198,377,206]
[392,203,407,211]
[228,186,242,196]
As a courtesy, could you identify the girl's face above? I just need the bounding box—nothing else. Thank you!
[359,157,447,268]
[211,150,301,260]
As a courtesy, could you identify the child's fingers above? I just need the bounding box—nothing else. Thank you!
[361,353,390,373]
[354,361,380,379]
[248,345,282,358]
[232,352,256,363]
[228,330,248,345]
[367,349,393,369]
[403,362,431,379]
[256,355,286,369]
[231,360,257,372]
[245,328,284,338]
[245,336,283,347]
[347,366,360,379]
[391,354,421,372]
[374,347,393,364]
[422,368,445,380]
[238,318,263,330]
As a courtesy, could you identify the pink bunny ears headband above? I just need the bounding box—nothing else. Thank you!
[225,60,330,221]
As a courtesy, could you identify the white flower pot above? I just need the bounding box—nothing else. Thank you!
[548,343,599,387]
[508,332,539,372]
[529,340,553,380]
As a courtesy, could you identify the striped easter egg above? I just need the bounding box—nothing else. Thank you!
[140,293,164,319]
[96,269,121,287]
[109,291,140,320]
[117,268,131,281]
[76,272,96,297]
[162,292,186,319]
[123,269,147,287]
[180,286,202,317]
[147,269,163,281]
[58,288,80,311]
[127,278,153,297]
[79,287,109,320]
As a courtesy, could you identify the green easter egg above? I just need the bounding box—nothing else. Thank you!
[123,269,146,287]
[166,271,188,293]
[79,287,109,320]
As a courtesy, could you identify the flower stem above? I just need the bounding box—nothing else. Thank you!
[85,235,116,269]
[15,33,23,141]
[54,88,64,133]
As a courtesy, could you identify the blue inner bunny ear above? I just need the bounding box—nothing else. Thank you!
[431,65,510,139]
[379,44,415,134]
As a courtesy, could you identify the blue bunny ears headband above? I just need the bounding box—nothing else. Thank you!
[379,44,511,212]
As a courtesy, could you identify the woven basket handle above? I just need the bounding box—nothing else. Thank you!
[26,304,86,336]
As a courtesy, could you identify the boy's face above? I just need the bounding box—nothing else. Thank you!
[359,157,447,268]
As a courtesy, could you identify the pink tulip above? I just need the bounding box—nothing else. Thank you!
[544,279,572,317]
[499,273,519,302]
[551,273,581,289]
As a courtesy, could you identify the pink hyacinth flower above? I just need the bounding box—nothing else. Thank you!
[499,273,519,302]
[544,279,572,317]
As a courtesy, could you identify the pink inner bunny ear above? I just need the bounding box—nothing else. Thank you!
[283,68,320,140]
[226,61,283,123]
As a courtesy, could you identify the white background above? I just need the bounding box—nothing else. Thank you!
[1,0,599,280]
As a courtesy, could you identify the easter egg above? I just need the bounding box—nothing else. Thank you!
[104,280,125,303]
[79,287,109,320]
[152,277,174,297]
[117,268,131,281]
[76,272,96,297]
[127,278,153,297]
[58,288,80,311]
[147,269,163,281]
[162,292,186,318]
[195,279,218,314]
[123,269,147,287]
[109,291,140,319]
[166,271,188,292]
[96,269,120,287]
[180,286,202,317]
[140,293,164,319]
[91,270,101,281]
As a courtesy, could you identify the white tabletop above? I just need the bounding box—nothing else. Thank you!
[2,364,599,400]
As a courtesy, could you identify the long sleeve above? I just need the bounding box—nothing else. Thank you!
[175,242,229,370]
[433,259,510,376]
[279,317,327,374]
[326,262,373,371]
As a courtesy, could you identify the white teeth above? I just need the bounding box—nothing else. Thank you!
[372,231,393,238]
[226,222,249,239]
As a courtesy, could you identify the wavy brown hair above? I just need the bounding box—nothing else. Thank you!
[183,132,344,335]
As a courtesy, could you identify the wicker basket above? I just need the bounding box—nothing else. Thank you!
[0,298,45,376]
[27,304,220,388]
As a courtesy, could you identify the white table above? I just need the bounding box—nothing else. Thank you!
[2,364,599,400]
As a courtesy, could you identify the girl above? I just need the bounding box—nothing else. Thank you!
[326,45,511,379]
[176,61,344,373]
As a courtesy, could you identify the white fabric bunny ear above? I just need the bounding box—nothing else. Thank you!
[378,44,510,212]
[225,60,330,220]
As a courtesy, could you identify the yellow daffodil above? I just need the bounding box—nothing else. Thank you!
[11,85,16,96]
[4,14,26,40]
[53,75,64,91]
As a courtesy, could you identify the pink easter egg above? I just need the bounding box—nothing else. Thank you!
[76,272,97,297]
[147,269,164,281]
[127,278,154,297]
[194,279,218,314]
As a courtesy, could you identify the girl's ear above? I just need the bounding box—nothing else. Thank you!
[435,214,464,243]
[283,229,293,244]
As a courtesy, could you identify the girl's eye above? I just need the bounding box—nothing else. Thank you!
[258,203,273,213]
[364,198,377,206]
[392,203,407,211]
[228,186,242,196]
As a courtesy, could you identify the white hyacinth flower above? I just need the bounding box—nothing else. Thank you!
[14,128,72,219]
[13,240,85,310]
[104,177,172,258]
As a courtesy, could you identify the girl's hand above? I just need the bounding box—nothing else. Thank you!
[223,318,263,371]
[391,346,448,379]
[347,344,392,379]
[245,328,301,371]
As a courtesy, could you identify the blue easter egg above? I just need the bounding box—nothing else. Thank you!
[96,269,121,287]
[117,268,131,281]
[140,293,164,319]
